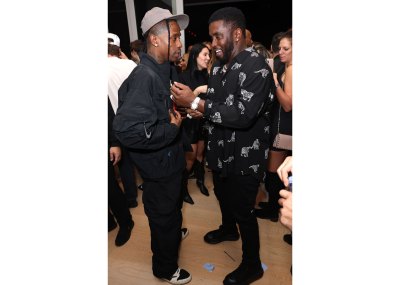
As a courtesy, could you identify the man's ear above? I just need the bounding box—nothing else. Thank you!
[234,28,242,42]
[149,34,159,47]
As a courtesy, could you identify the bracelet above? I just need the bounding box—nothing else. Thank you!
[190,97,201,110]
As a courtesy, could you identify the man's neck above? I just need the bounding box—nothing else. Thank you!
[147,48,167,64]
[227,42,246,65]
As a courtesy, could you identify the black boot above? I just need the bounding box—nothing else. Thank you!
[194,160,209,196]
[182,169,194,204]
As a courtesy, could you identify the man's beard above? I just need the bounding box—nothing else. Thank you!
[219,39,234,65]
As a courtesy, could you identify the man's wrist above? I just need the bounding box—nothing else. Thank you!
[190,97,201,110]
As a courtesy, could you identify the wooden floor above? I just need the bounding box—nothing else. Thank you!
[109,169,292,285]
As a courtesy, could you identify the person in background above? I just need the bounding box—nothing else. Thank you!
[277,155,292,274]
[178,43,211,203]
[113,7,191,285]
[108,97,134,247]
[203,41,216,74]
[245,29,253,48]
[108,32,129,59]
[277,156,292,230]
[129,39,144,64]
[174,54,187,73]
[253,41,272,60]
[108,33,139,209]
[255,29,292,222]
[171,7,274,285]
[270,31,285,75]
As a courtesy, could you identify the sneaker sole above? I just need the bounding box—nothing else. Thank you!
[161,276,192,285]
[181,229,189,240]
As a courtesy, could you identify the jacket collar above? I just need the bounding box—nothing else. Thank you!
[140,53,172,89]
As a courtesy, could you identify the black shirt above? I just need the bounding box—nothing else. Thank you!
[203,47,274,181]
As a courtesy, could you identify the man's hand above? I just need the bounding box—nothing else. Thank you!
[278,189,292,230]
[186,108,203,119]
[169,109,182,127]
[110,146,121,166]
[170,81,196,108]
[119,51,129,59]
[277,156,292,187]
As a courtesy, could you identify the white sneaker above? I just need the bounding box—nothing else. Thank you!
[162,268,192,284]
[181,228,189,240]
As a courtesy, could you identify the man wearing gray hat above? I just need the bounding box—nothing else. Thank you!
[113,6,191,285]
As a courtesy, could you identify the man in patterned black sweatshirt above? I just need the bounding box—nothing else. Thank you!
[171,7,274,285]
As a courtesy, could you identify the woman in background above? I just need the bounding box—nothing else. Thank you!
[256,29,292,225]
[178,43,211,204]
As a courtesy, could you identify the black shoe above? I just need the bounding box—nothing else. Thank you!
[196,180,209,196]
[183,193,194,205]
[204,226,239,244]
[223,262,264,285]
[108,220,117,232]
[182,169,194,205]
[115,220,134,247]
[283,233,292,245]
[138,184,144,190]
[159,268,192,285]
[254,207,279,222]
[127,199,138,208]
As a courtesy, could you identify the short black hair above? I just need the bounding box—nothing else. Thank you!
[208,7,246,34]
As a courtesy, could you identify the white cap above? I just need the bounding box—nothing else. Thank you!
[108,33,120,47]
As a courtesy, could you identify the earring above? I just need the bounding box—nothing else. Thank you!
[154,43,158,47]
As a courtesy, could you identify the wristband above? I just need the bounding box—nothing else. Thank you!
[190,97,201,110]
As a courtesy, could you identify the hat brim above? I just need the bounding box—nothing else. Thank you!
[167,14,189,31]
[143,13,189,36]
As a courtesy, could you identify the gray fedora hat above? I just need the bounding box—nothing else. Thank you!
[141,7,189,36]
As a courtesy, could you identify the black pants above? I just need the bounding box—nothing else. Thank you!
[108,160,132,227]
[142,173,183,278]
[213,171,261,265]
[119,146,137,202]
[265,148,291,215]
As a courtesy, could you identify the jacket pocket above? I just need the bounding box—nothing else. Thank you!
[130,143,185,180]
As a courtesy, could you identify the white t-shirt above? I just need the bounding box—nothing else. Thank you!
[108,56,137,113]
